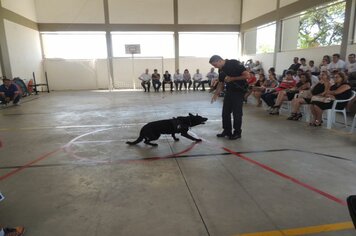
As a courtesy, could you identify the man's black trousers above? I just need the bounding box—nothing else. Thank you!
[222,91,244,135]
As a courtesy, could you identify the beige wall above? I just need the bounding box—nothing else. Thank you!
[243,29,257,55]
[1,0,37,21]
[178,0,240,24]
[35,0,104,23]
[42,56,216,90]
[44,59,102,90]
[4,20,43,82]
[347,44,356,57]
[109,0,174,24]
[242,0,277,23]
[280,0,299,8]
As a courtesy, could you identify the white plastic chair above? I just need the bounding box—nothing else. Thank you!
[326,90,356,129]
[350,113,356,133]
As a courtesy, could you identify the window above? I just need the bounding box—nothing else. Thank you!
[41,32,107,59]
[111,32,174,58]
[256,23,276,53]
[281,0,346,50]
[243,29,257,55]
[179,32,239,58]
[298,1,345,49]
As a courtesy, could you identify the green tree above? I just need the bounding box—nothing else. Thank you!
[298,2,345,49]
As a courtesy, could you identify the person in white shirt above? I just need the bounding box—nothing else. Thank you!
[293,69,303,83]
[192,69,207,91]
[138,68,151,92]
[308,60,320,75]
[173,69,183,91]
[251,60,262,73]
[327,53,346,74]
[319,58,330,75]
[346,53,356,74]
[306,70,319,87]
[299,58,308,72]
[206,67,218,87]
[346,53,356,89]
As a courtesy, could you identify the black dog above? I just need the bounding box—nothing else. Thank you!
[126,113,208,146]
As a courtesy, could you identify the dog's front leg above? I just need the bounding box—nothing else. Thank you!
[181,132,202,142]
[172,133,179,141]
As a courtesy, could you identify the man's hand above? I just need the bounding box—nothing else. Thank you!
[224,76,232,83]
[211,94,219,103]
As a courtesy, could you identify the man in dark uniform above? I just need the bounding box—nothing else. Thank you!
[209,55,249,140]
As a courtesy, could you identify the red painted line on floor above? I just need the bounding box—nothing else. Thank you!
[222,147,347,206]
[0,148,61,182]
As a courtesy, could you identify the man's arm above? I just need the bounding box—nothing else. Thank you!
[224,70,249,82]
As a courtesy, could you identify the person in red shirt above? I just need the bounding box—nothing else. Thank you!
[261,70,295,110]
[243,71,257,102]
[270,73,311,115]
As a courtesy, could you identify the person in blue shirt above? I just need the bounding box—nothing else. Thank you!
[0,77,20,105]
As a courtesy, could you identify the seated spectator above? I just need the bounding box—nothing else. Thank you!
[245,59,254,69]
[323,55,331,64]
[151,69,161,92]
[268,67,276,75]
[243,71,257,102]
[182,69,192,90]
[162,71,173,92]
[251,60,262,73]
[308,60,320,76]
[256,68,265,79]
[346,53,356,90]
[0,77,20,105]
[319,57,330,74]
[293,69,304,83]
[192,69,207,91]
[0,225,25,236]
[138,69,151,92]
[206,67,218,87]
[289,57,301,72]
[261,70,296,111]
[251,73,270,106]
[346,53,356,74]
[173,69,183,91]
[269,72,311,115]
[306,70,319,87]
[310,71,352,126]
[299,58,308,72]
[287,71,330,121]
[328,53,346,74]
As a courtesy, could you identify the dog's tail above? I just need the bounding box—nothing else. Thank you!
[126,136,144,145]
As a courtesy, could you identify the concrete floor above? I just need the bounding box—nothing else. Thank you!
[0,90,355,236]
